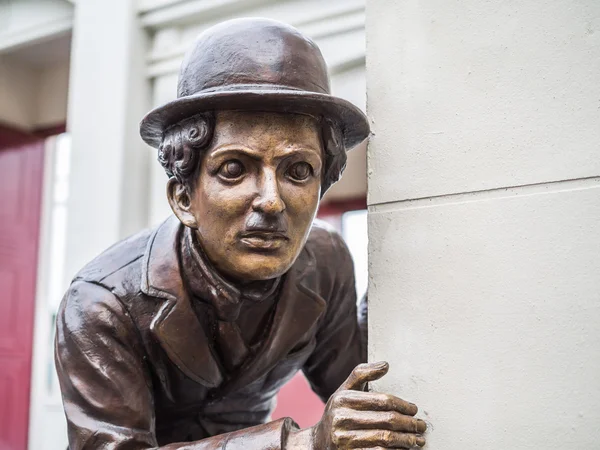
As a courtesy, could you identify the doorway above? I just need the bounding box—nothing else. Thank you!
[0,127,46,450]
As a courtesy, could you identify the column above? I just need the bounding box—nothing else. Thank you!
[64,0,150,282]
[366,1,600,448]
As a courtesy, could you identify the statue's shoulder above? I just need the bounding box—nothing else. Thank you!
[59,226,158,332]
[302,220,356,308]
[305,218,352,266]
[73,226,155,285]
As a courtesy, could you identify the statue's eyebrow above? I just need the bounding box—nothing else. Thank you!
[272,146,322,163]
[209,145,321,164]
[209,145,263,161]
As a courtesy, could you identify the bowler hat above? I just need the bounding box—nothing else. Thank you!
[140,18,370,150]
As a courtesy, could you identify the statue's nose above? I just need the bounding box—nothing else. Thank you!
[251,170,285,215]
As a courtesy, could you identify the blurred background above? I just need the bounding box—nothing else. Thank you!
[0,0,368,448]
[3,1,600,450]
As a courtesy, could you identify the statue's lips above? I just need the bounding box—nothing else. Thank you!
[239,231,288,251]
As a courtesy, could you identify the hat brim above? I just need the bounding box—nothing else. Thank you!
[139,89,370,151]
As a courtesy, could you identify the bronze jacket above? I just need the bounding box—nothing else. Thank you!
[55,216,365,449]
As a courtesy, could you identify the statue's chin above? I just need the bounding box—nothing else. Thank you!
[220,253,296,283]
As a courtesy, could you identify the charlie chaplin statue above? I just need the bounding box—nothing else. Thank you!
[55,18,427,449]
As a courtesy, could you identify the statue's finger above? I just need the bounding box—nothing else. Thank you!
[336,390,419,416]
[352,448,401,450]
[334,409,427,433]
[334,430,426,449]
[339,362,389,392]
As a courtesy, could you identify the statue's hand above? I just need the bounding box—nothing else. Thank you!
[313,362,427,449]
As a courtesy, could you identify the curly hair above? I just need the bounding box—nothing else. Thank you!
[157,112,347,195]
[158,113,215,191]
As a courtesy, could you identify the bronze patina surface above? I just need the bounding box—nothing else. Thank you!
[55,17,427,449]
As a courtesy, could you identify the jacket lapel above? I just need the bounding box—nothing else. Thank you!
[141,217,326,392]
[141,216,223,388]
[220,245,326,395]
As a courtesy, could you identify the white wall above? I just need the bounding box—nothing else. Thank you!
[367,1,600,448]
[0,57,69,129]
[0,55,38,128]
[0,0,72,130]
[0,0,72,52]
[37,62,70,128]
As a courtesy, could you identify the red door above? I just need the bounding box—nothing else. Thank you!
[0,128,45,450]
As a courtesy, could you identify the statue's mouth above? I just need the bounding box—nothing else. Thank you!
[238,231,288,251]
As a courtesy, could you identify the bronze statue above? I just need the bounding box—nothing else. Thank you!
[55,18,427,449]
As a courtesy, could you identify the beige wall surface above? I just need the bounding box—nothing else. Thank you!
[368,1,600,205]
[367,0,600,448]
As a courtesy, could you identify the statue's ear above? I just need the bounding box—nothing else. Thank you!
[166,177,198,229]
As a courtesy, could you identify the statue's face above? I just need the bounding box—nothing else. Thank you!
[189,110,322,281]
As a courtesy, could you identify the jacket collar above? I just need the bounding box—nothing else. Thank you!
[141,216,223,387]
[141,216,325,390]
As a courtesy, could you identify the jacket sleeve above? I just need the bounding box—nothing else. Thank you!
[301,231,367,403]
[55,280,297,450]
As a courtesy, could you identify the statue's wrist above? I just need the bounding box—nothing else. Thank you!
[286,425,314,450]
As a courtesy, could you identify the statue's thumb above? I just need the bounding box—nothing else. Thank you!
[338,361,389,392]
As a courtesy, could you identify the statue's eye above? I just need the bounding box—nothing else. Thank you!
[218,160,245,179]
[287,162,313,182]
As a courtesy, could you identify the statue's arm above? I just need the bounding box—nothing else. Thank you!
[289,234,427,450]
[55,280,160,447]
[301,231,365,403]
[55,280,293,450]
